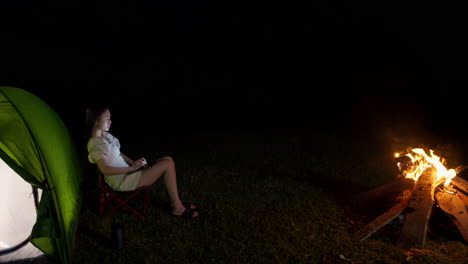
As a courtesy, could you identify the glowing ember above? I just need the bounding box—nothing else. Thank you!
[395,148,457,186]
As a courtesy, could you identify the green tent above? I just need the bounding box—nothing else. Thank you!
[0,86,82,264]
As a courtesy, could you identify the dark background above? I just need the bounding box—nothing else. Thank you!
[1,1,467,151]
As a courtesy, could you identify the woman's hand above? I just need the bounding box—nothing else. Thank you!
[130,158,147,172]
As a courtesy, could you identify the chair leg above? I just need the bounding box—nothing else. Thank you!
[143,190,150,216]
[98,190,106,216]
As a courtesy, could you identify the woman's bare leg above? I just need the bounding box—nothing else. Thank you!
[136,156,198,217]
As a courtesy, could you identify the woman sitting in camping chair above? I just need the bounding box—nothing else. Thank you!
[85,106,199,219]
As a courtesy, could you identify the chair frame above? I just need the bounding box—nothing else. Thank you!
[96,168,150,218]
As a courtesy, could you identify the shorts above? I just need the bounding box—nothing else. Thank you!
[104,169,143,191]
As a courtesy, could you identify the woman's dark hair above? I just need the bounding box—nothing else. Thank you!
[85,105,109,142]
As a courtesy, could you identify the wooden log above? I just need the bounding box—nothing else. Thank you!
[452,177,468,195]
[353,190,412,241]
[397,167,437,249]
[435,190,468,243]
[457,191,468,210]
[353,177,415,211]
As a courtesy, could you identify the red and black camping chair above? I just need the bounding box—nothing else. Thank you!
[95,167,150,218]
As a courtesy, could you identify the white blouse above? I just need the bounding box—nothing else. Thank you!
[87,132,129,173]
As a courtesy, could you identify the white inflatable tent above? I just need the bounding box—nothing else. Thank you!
[0,158,44,262]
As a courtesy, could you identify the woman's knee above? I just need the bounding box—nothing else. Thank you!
[156,156,175,167]
[157,155,174,163]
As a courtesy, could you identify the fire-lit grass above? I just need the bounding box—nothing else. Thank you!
[72,126,468,264]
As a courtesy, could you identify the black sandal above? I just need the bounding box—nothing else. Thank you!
[177,207,198,219]
[182,201,199,212]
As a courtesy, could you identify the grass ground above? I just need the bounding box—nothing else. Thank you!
[73,123,468,264]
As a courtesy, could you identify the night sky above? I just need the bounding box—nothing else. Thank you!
[1,2,468,149]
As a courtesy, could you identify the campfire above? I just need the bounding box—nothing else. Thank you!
[354,148,468,249]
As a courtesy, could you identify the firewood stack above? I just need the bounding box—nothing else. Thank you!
[354,149,468,249]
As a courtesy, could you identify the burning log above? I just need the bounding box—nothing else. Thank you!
[435,189,468,242]
[451,177,468,195]
[397,167,437,249]
[457,191,468,208]
[354,148,468,248]
[354,168,438,246]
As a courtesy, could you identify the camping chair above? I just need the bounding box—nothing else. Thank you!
[95,167,150,218]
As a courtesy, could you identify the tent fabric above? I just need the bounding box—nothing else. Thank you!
[0,86,82,264]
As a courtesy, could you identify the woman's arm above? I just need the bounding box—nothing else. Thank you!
[96,157,139,176]
[120,153,134,166]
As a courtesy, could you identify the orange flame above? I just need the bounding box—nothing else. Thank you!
[395,148,456,186]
